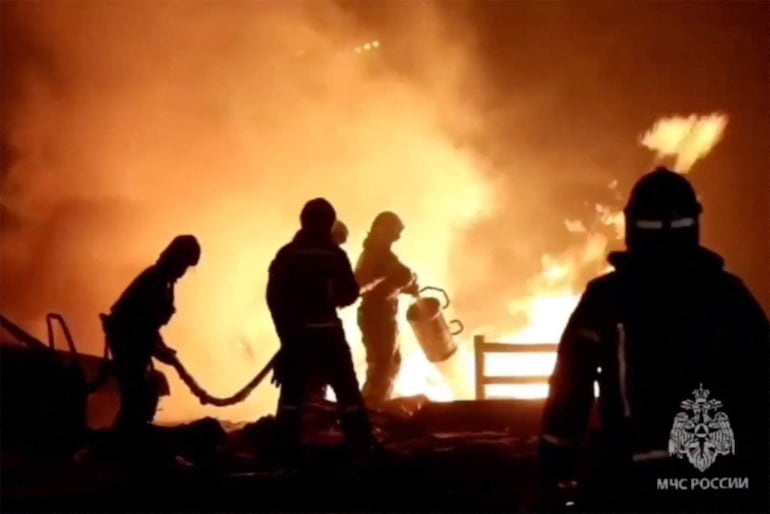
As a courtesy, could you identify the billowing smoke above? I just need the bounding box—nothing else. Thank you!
[0,1,495,421]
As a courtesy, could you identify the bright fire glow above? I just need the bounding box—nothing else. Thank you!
[0,0,732,423]
[445,113,729,402]
[640,113,728,173]
[157,111,730,417]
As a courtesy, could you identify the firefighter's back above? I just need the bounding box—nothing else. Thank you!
[584,250,769,512]
[269,223,362,335]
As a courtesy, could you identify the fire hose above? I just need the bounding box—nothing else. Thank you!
[165,352,276,407]
[34,274,389,408]
[93,313,277,407]
[170,220,353,406]
[165,278,388,406]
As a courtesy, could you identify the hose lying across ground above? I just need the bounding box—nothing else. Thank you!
[166,353,277,407]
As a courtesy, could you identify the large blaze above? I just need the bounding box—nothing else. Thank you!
[470,112,729,401]
[0,1,493,423]
[0,1,732,424]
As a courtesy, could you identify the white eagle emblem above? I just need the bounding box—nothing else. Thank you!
[668,384,735,472]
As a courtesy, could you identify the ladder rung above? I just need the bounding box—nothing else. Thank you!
[481,376,551,385]
[477,343,558,353]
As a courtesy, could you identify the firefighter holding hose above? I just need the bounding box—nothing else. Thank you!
[267,199,374,461]
[101,235,200,438]
[539,168,769,512]
[355,211,419,408]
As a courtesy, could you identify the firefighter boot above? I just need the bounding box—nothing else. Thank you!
[268,408,304,468]
[340,408,377,458]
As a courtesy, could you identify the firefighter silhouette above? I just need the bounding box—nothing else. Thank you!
[101,235,200,434]
[267,200,374,459]
[539,168,769,512]
[355,211,419,407]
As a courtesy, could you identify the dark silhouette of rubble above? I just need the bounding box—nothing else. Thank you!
[2,396,547,513]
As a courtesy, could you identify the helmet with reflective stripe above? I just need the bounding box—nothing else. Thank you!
[623,167,702,253]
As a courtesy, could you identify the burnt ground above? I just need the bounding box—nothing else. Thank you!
[1,399,549,513]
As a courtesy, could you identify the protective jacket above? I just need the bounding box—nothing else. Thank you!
[355,242,416,318]
[540,247,769,511]
[107,265,175,355]
[267,229,359,341]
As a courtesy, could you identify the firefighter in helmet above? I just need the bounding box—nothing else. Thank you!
[355,211,419,407]
[539,168,769,512]
[267,199,374,459]
[102,235,201,435]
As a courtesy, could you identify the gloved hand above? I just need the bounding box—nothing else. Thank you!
[270,348,286,388]
[403,273,420,297]
[153,342,178,365]
[270,368,281,387]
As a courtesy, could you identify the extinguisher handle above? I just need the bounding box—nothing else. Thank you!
[449,319,464,335]
[418,286,450,309]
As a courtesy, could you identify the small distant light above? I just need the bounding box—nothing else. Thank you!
[363,43,372,51]
[354,46,362,53]
[372,40,380,48]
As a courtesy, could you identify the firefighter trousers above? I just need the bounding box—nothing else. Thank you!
[358,312,400,407]
[276,327,373,453]
[104,329,159,434]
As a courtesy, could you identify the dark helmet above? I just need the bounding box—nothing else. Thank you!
[623,167,702,253]
[370,211,404,243]
[159,234,201,267]
[300,197,336,233]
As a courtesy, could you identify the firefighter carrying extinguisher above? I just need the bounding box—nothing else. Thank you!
[355,211,419,408]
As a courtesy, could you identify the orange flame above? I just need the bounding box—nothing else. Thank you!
[449,113,728,402]
[170,111,730,415]
[640,113,729,173]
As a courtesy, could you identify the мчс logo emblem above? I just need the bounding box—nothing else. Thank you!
[668,384,735,472]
